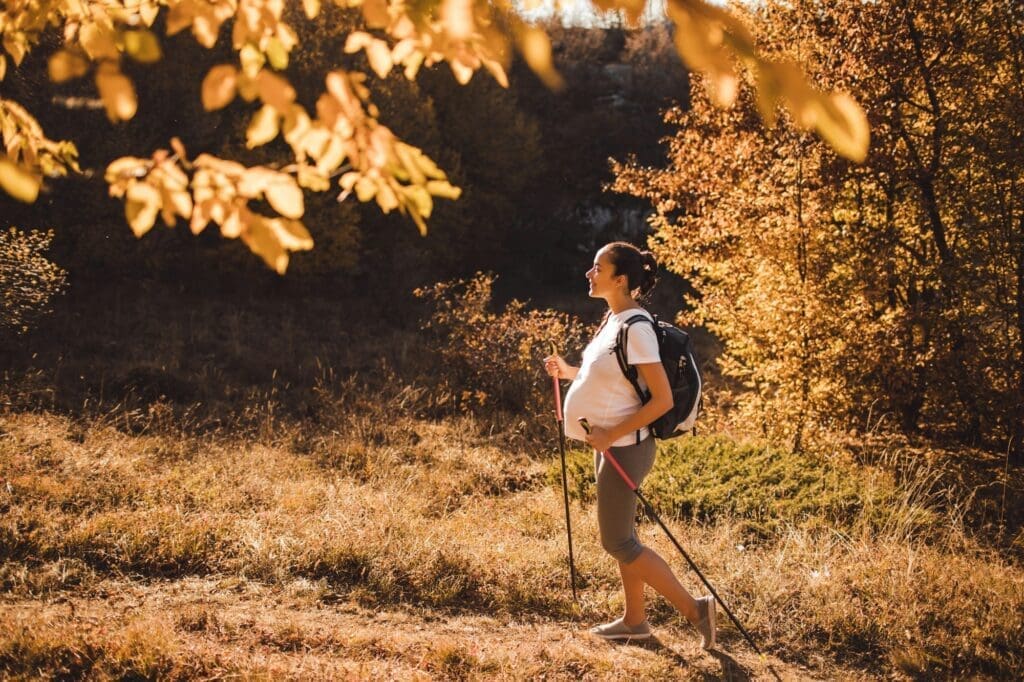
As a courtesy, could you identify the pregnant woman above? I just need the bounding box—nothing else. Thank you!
[544,241,715,648]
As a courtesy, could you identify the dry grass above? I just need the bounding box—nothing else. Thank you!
[2,283,1022,679]
[2,404,1023,680]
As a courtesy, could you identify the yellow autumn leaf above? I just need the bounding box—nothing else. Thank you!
[403,51,425,81]
[518,26,563,91]
[105,156,149,185]
[48,50,89,83]
[355,177,376,202]
[0,55,6,81]
[392,39,417,65]
[366,39,394,79]
[264,217,314,251]
[426,180,461,200]
[165,3,193,36]
[123,30,162,63]
[403,184,433,218]
[482,58,509,89]
[221,207,244,238]
[255,70,296,112]
[193,16,221,49]
[375,180,398,212]
[79,22,119,61]
[238,167,273,197]
[339,171,361,191]
[441,0,474,41]
[410,208,427,236]
[277,24,299,52]
[246,105,280,148]
[170,137,188,160]
[449,58,473,85]
[266,37,289,71]
[201,65,238,111]
[298,167,330,191]
[302,0,321,19]
[282,107,312,156]
[95,64,138,122]
[265,177,305,219]
[409,146,446,180]
[344,32,374,54]
[394,144,426,185]
[140,1,160,26]
[125,181,161,236]
[362,0,390,29]
[0,156,40,203]
[238,75,259,102]
[190,201,211,234]
[166,189,194,222]
[300,127,333,159]
[814,92,870,163]
[315,134,347,175]
[240,44,265,79]
[241,216,289,274]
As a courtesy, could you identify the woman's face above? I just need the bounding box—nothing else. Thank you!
[586,249,625,299]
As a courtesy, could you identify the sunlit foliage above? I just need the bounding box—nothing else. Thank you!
[0,227,66,340]
[615,0,1024,456]
[416,272,586,433]
[0,0,868,272]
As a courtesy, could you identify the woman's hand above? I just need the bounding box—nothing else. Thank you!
[543,353,575,380]
[584,424,614,453]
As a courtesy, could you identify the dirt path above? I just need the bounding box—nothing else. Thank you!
[1,577,873,680]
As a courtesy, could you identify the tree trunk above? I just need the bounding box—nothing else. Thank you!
[1012,215,1024,464]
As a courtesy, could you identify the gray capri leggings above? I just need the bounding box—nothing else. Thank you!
[594,436,656,564]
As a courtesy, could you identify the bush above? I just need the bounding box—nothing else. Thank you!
[554,434,940,540]
[415,273,586,436]
[0,227,66,345]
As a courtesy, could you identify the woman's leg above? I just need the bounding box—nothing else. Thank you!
[595,437,700,626]
[620,548,700,624]
[595,437,657,625]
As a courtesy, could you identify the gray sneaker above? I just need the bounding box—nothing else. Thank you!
[695,596,717,649]
[589,617,652,641]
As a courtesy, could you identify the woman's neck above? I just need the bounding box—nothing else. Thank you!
[606,291,638,315]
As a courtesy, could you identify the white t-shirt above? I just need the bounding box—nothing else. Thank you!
[563,308,660,447]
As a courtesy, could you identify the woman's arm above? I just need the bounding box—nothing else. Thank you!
[585,361,672,451]
[544,354,579,381]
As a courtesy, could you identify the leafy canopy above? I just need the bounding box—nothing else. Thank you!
[0,0,869,273]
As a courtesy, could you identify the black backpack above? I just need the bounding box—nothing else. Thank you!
[614,313,703,440]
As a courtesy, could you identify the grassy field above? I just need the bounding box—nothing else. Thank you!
[2,283,1023,679]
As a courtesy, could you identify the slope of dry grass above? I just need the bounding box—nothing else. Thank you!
[2,282,1023,679]
[2,404,1023,680]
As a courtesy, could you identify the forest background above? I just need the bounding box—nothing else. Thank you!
[1,0,1023,679]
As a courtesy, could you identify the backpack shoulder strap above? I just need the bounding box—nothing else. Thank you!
[614,313,657,400]
[615,313,658,445]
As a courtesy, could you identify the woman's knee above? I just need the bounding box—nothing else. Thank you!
[601,534,644,564]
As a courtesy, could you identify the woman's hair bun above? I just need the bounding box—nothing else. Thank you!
[605,241,659,300]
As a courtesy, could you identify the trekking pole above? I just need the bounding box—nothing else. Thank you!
[553,374,579,603]
[578,417,766,659]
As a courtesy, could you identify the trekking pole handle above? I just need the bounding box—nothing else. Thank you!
[553,375,563,423]
[578,418,638,491]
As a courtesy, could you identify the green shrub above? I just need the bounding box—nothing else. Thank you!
[552,435,938,539]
